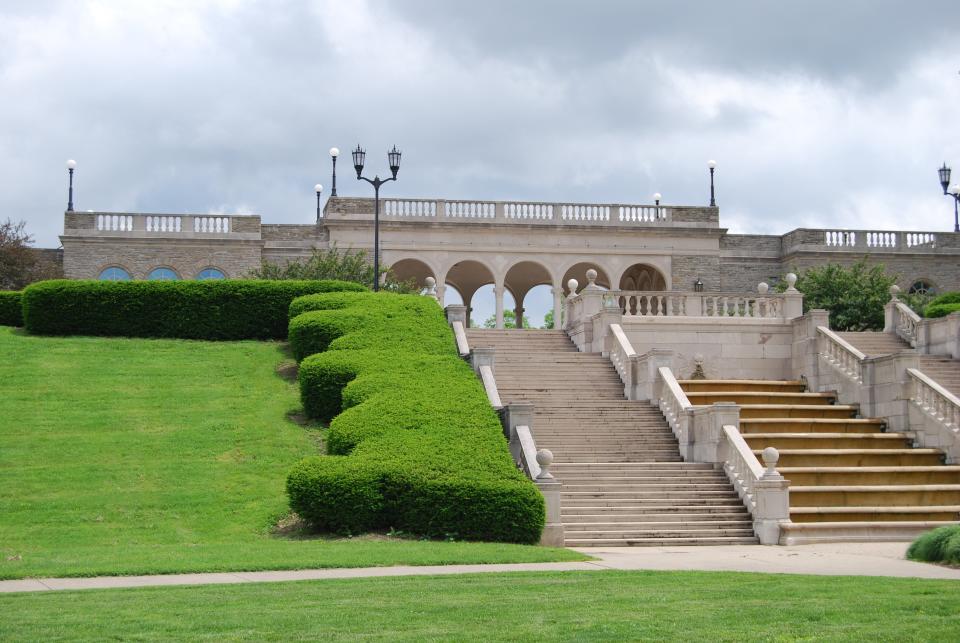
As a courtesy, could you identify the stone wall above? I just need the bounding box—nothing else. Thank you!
[671,254,721,291]
[61,238,263,279]
[783,252,960,293]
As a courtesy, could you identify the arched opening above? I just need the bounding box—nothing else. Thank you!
[98,266,131,281]
[523,284,555,329]
[562,262,611,295]
[471,285,516,328]
[619,263,667,291]
[504,261,554,329]
[196,267,226,280]
[147,267,180,281]
[445,260,495,328]
[387,258,435,291]
[443,283,464,307]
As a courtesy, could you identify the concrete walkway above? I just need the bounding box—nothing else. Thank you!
[2,542,958,594]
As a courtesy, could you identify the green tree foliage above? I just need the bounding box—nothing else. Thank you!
[481,309,530,329]
[787,260,897,331]
[249,244,418,293]
[541,309,554,329]
[0,219,63,290]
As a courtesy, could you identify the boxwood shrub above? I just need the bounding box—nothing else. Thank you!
[287,292,544,543]
[925,303,960,319]
[0,291,22,327]
[20,279,365,339]
[907,524,960,565]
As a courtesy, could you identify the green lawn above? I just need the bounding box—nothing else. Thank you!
[3,570,959,640]
[0,327,583,579]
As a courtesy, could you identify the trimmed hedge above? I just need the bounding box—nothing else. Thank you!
[907,524,960,566]
[925,303,960,319]
[286,292,545,543]
[0,291,22,327]
[20,279,365,340]
[929,292,960,307]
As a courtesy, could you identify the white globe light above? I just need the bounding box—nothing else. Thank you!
[66,159,77,169]
[330,147,340,158]
[314,184,323,193]
[950,184,960,195]
[653,192,662,201]
[708,159,717,169]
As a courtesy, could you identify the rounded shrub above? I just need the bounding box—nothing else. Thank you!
[0,291,22,327]
[928,292,960,307]
[924,303,960,319]
[287,456,384,535]
[21,279,365,339]
[906,524,960,565]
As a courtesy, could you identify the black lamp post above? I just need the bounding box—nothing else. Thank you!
[66,159,76,211]
[937,163,960,232]
[354,144,401,291]
[314,183,323,222]
[708,160,717,207]
[329,147,339,197]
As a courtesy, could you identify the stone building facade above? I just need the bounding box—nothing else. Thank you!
[59,197,960,327]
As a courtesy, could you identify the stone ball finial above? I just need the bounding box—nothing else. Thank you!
[535,448,554,479]
[889,284,901,300]
[761,446,780,477]
[757,282,769,294]
[425,276,436,288]
[785,273,798,291]
[567,278,578,296]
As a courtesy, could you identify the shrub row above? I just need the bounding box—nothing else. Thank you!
[907,524,960,565]
[286,292,544,543]
[0,291,22,326]
[20,279,365,340]
[925,303,960,319]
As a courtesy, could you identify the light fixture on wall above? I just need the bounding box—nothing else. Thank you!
[314,183,323,222]
[330,147,340,197]
[354,144,402,291]
[694,278,704,292]
[708,160,717,207]
[937,163,960,232]
[66,159,77,211]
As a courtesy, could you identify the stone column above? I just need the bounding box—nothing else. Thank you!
[552,285,563,330]
[494,285,505,329]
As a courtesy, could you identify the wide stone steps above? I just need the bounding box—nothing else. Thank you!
[836,331,913,356]
[682,379,960,543]
[678,379,805,393]
[468,329,758,546]
[685,392,836,406]
[918,356,960,398]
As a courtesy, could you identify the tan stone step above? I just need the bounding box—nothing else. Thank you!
[779,520,957,545]
[789,506,960,523]
[738,404,858,419]
[678,379,806,393]
[788,484,960,507]
[779,466,960,486]
[562,511,750,522]
[743,432,912,450]
[769,449,944,467]
[739,418,885,434]
[685,391,836,406]
[565,536,760,547]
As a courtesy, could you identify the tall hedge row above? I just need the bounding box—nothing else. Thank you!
[286,292,545,543]
[0,291,22,327]
[20,279,365,340]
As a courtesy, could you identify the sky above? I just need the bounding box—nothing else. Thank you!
[3,1,960,268]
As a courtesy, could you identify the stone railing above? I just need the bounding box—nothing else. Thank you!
[721,427,790,545]
[817,326,866,384]
[611,290,785,319]
[71,212,258,237]
[379,198,672,225]
[885,288,960,358]
[656,366,693,449]
[608,324,637,393]
[909,368,960,440]
[782,228,954,254]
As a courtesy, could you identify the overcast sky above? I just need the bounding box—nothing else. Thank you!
[3,0,960,251]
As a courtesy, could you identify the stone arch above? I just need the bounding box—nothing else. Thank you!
[562,262,612,294]
[445,260,496,328]
[387,257,436,290]
[618,263,667,291]
[504,260,554,329]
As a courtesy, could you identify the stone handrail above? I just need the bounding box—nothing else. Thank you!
[721,426,790,544]
[908,368,960,437]
[893,301,921,345]
[478,364,503,410]
[783,228,943,253]
[656,366,693,445]
[378,198,681,226]
[86,212,249,236]
[609,323,637,390]
[451,320,470,358]
[515,425,543,479]
[722,424,766,511]
[817,326,865,384]
[611,290,785,319]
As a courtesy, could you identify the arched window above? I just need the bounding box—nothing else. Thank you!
[196,268,226,280]
[147,267,180,281]
[98,267,131,281]
[908,280,936,296]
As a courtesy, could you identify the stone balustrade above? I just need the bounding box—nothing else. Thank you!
[783,228,956,254]
[909,369,960,440]
[721,429,790,545]
[70,211,259,237]
[885,288,960,358]
[818,326,866,384]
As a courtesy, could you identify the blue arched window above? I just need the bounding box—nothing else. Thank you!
[147,267,180,281]
[196,268,226,280]
[98,267,131,281]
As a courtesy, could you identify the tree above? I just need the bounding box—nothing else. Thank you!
[785,260,897,331]
[481,309,530,329]
[541,309,555,329]
[0,219,63,290]
[248,243,417,292]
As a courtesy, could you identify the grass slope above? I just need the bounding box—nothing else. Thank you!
[3,570,960,640]
[0,328,582,579]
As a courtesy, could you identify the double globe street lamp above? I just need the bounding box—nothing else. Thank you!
[937,163,960,232]
[353,144,401,292]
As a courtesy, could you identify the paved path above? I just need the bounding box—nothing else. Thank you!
[2,542,958,594]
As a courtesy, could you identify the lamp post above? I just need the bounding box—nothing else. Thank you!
[66,159,77,211]
[329,147,339,196]
[708,160,717,207]
[314,184,323,222]
[653,192,662,220]
[937,163,960,232]
[353,144,401,291]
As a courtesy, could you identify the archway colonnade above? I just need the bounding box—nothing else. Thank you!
[387,255,671,329]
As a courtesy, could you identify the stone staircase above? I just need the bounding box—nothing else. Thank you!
[466,329,758,547]
[839,330,960,397]
[680,379,960,543]
[836,331,912,357]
